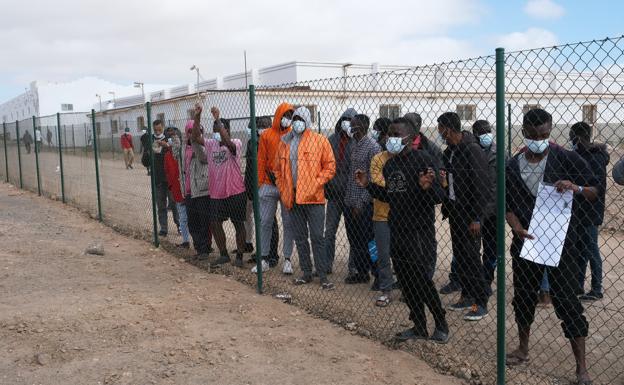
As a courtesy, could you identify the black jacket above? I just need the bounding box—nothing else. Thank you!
[441,131,491,222]
[419,134,443,171]
[575,143,609,226]
[506,144,597,258]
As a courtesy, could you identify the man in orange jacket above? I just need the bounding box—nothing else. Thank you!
[274,106,336,289]
[254,102,296,274]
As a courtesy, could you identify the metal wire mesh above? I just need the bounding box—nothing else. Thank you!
[1,36,624,385]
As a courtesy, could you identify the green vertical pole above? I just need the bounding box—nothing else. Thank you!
[146,102,159,247]
[33,116,41,196]
[249,85,263,294]
[71,124,76,154]
[111,120,115,160]
[495,47,506,385]
[507,103,512,157]
[16,120,23,189]
[91,110,103,221]
[56,113,66,203]
[317,111,321,134]
[3,122,8,182]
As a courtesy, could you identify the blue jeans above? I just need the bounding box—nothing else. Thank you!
[578,225,603,294]
[176,202,190,243]
[541,270,550,292]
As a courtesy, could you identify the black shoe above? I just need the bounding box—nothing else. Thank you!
[177,242,190,249]
[294,275,313,285]
[394,328,428,342]
[267,259,279,268]
[320,278,335,291]
[344,273,370,285]
[430,328,450,344]
[158,230,168,237]
[211,254,231,267]
[485,285,493,297]
[247,254,257,264]
[195,253,209,261]
[232,255,244,268]
[579,290,603,301]
[232,243,254,254]
[439,281,461,295]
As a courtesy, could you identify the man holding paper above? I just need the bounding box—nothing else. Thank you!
[505,109,597,385]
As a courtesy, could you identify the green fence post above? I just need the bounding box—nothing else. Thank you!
[146,102,159,247]
[71,124,76,154]
[507,103,512,157]
[32,116,41,196]
[249,85,263,294]
[91,110,103,221]
[16,120,23,189]
[495,47,506,385]
[3,122,8,183]
[111,121,115,160]
[56,113,66,203]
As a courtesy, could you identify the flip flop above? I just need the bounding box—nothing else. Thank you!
[506,351,530,366]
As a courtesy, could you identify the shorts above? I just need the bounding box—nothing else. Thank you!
[209,192,247,223]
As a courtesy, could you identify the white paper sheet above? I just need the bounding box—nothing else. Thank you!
[519,183,573,267]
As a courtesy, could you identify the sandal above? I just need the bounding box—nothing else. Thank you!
[506,350,530,366]
[375,294,391,307]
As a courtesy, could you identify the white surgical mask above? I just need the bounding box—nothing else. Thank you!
[525,138,549,154]
[281,117,291,128]
[386,136,406,154]
[154,132,165,140]
[371,130,380,141]
[341,120,351,133]
[479,133,494,148]
[213,132,222,142]
[292,120,306,134]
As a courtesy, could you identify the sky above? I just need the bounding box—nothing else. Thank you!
[0,0,622,103]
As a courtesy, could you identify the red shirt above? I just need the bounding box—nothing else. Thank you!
[120,133,134,149]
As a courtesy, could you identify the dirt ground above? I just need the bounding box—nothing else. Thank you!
[0,182,463,385]
[2,146,624,384]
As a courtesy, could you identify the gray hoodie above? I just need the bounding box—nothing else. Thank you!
[325,108,357,201]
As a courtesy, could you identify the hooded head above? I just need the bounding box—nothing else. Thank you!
[292,106,312,134]
[124,127,130,133]
[335,108,357,135]
[271,102,295,132]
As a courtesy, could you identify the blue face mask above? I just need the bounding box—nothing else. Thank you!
[213,132,222,142]
[479,133,494,147]
[292,120,306,134]
[386,136,407,155]
[525,138,549,154]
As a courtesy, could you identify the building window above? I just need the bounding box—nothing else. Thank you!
[157,113,165,125]
[456,104,476,121]
[582,104,597,125]
[61,103,74,111]
[379,104,401,120]
[294,105,318,123]
[111,120,119,134]
[522,104,542,115]
[137,116,145,130]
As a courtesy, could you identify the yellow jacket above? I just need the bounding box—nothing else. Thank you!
[370,151,391,221]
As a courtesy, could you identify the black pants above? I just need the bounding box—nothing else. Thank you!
[267,218,279,263]
[447,203,489,307]
[392,230,447,333]
[482,215,497,286]
[156,182,179,233]
[186,195,211,254]
[343,203,374,276]
[512,228,588,338]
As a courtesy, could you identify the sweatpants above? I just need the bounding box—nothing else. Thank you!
[186,195,212,254]
[290,204,327,280]
[392,230,447,334]
[123,148,134,168]
[324,199,352,273]
[373,221,394,292]
[512,227,588,338]
[343,203,374,276]
[259,184,294,263]
[447,202,489,307]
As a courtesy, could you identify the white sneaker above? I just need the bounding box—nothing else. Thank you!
[282,259,294,275]
[251,260,270,273]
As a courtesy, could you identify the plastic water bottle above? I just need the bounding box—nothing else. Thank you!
[368,240,378,263]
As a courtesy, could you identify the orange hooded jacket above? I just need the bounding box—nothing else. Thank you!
[257,103,293,186]
[274,107,336,210]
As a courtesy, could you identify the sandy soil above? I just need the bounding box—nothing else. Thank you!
[0,183,463,385]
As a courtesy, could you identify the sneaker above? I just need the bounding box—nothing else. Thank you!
[232,243,254,254]
[463,304,488,321]
[579,291,603,301]
[210,254,231,267]
[282,259,294,275]
[439,281,461,295]
[247,254,257,264]
[293,275,313,285]
[394,328,428,342]
[177,242,190,249]
[158,230,168,237]
[251,260,270,273]
[195,253,209,261]
[320,279,335,291]
[232,255,244,268]
[447,297,473,312]
[430,328,450,344]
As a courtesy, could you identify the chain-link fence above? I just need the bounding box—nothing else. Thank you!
[1,36,624,385]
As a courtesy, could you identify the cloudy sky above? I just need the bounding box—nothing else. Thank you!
[0,0,621,102]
